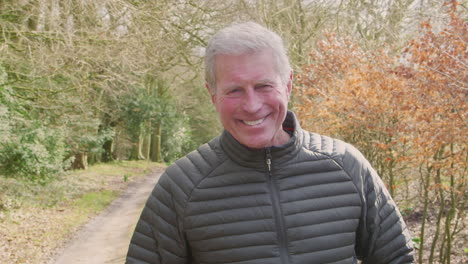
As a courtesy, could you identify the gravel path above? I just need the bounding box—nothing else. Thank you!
[48,171,161,264]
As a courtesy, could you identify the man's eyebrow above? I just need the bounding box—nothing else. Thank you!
[257,79,276,85]
[223,84,242,91]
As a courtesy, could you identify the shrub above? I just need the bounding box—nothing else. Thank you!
[0,125,71,184]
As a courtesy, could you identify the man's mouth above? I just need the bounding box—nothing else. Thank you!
[243,118,265,126]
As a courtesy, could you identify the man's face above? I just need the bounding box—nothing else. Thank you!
[208,50,292,149]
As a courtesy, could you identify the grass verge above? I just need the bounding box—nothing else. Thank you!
[0,160,163,264]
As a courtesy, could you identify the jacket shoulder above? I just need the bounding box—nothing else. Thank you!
[162,136,227,205]
[301,131,373,180]
[302,132,359,161]
[126,137,227,263]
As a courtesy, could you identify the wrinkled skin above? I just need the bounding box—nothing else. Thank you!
[207,50,292,149]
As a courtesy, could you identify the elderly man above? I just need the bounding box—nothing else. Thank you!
[126,22,414,264]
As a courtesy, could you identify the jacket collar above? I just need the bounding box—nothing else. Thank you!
[219,111,304,169]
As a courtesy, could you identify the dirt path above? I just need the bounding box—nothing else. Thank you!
[48,171,161,264]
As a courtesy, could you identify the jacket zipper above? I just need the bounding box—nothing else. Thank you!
[266,148,290,264]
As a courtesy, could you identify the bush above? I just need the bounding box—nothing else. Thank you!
[0,125,71,184]
[161,113,193,162]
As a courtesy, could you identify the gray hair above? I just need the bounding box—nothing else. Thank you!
[204,22,291,94]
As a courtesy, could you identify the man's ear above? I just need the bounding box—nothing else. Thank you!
[205,83,216,105]
[286,70,293,99]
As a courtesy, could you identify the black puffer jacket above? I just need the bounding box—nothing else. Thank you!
[126,111,414,264]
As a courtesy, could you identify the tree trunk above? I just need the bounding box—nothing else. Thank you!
[130,143,139,160]
[419,164,432,264]
[143,121,151,160]
[71,152,88,170]
[137,131,146,160]
[101,138,114,162]
[151,122,162,162]
[429,168,444,264]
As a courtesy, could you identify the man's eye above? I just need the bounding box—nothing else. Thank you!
[227,89,240,95]
[257,84,272,90]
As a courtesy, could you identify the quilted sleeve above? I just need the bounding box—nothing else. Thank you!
[126,172,189,264]
[342,144,414,264]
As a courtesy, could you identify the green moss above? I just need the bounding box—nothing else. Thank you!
[73,190,118,214]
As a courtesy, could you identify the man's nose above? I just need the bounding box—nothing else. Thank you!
[241,89,262,113]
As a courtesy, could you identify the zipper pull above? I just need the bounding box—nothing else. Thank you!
[266,148,272,172]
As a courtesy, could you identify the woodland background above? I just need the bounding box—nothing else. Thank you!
[0,0,466,263]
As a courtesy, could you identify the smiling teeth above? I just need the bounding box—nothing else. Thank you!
[243,118,264,126]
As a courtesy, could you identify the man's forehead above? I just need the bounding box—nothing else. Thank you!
[219,77,279,87]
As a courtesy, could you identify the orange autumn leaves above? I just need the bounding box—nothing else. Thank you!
[295,6,466,193]
[296,35,413,195]
[295,4,466,262]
